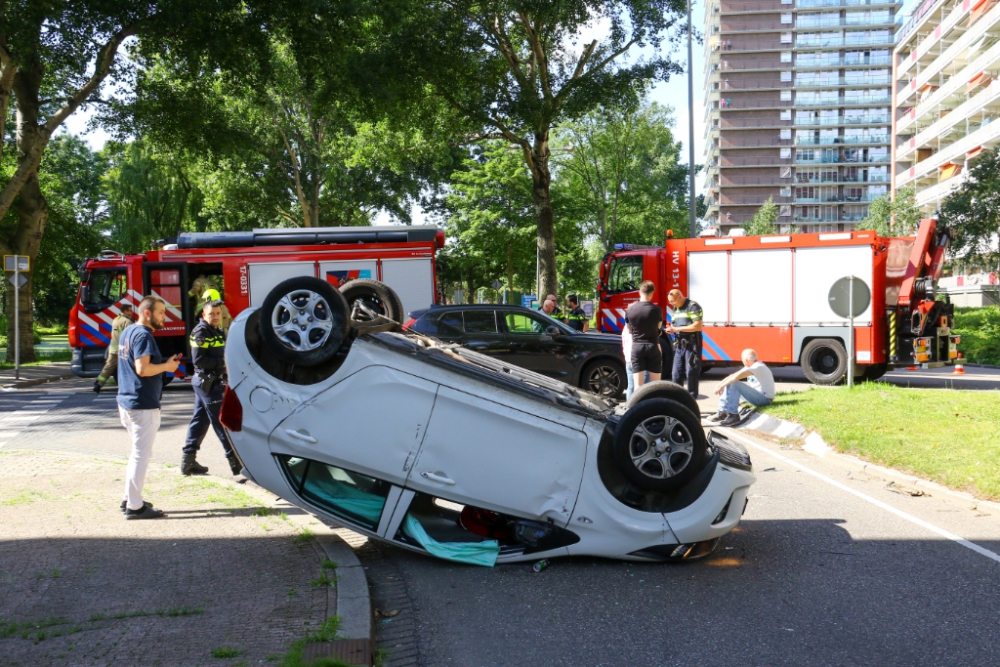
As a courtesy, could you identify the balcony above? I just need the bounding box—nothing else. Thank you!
[794,173,889,184]
[795,156,840,163]
[794,135,889,145]
[793,114,890,126]
[795,0,902,7]
[794,56,892,68]
[794,193,883,203]
[721,156,792,166]
[795,94,891,106]
[795,16,901,29]
[795,35,896,48]
[794,76,892,88]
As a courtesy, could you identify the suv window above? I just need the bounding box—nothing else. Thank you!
[504,311,548,334]
[463,310,498,333]
[607,255,644,293]
[84,269,127,312]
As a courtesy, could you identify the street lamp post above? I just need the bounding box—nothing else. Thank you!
[687,0,697,238]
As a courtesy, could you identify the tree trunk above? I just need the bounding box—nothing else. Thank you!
[528,134,557,299]
[4,174,48,363]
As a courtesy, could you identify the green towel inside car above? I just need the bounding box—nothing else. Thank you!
[403,514,500,567]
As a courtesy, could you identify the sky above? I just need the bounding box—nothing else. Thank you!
[60,0,919,224]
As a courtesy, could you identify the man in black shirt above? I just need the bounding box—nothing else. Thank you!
[566,295,588,332]
[625,281,664,389]
[666,289,704,398]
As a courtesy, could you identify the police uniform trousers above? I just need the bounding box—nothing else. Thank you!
[183,379,233,457]
[672,339,701,398]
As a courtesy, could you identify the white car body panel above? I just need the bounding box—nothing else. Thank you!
[224,307,756,564]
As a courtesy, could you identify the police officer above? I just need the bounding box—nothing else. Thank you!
[665,289,704,398]
[181,300,242,476]
[566,295,589,332]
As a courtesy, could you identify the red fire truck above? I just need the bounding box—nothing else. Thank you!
[596,219,959,384]
[69,226,444,379]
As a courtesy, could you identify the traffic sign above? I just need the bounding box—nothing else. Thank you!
[522,294,537,308]
[4,255,28,272]
[7,272,27,288]
[828,276,870,319]
[491,279,503,291]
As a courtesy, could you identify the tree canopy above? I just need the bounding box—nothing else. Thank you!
[940,147,1000,273]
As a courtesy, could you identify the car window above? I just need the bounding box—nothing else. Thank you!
[607,255,644,293]
[84,269,127,309]
[411,311,463,336]
[463,310,497,333]
[505,311,548,334]
[278,455,391,531]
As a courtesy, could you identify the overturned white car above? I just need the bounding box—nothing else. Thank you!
[220,277,755,566]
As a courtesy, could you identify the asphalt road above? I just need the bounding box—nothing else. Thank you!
[4,377,1000,667]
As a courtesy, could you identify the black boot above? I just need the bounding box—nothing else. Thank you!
[93,380,102,394]
[227,455,243,476]
[181,453,209,476]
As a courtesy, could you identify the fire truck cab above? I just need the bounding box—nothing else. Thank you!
[597,219,959,385]
[69,226,444,379]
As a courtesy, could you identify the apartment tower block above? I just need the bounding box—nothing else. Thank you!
[703,0,901,234]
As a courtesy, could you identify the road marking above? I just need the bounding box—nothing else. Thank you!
[0,394,69,449]
[723,428,1000,566]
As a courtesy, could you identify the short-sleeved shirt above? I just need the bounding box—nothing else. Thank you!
[744,361,776,400]
[566,306,587,332]
[625,301,664,344]
[117,325,165,411]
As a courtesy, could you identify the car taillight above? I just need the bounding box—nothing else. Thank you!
[403,318,416,330]
[220,385,243,432]
[68,306,81,348]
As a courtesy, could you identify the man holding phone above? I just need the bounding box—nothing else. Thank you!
[117,295,181,519]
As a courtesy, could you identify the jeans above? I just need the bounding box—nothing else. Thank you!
[624,361,650,401]
[720,381,772,414]
[183,381,233,457]
[119,406,161,511]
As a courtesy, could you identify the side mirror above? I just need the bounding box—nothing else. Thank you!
[80,284,90,305]
[544,325,561,337]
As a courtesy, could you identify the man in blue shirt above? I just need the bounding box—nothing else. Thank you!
[117,295,181,519]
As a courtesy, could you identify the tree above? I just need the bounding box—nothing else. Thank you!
[364,0,687,298]
[442,142,536,301]
[0,0,291,361]
[742,196,778,236]
[859,185,920,237]
[554,100,691,251]
[940,146,1000,272]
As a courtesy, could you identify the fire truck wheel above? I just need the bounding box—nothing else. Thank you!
[340,279,405,324]
[614,398,706,493]
[800,338,848,386]
[260,276,350,367]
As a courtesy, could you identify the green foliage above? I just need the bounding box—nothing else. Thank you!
[859,185,920,237]
[940,146,1000,273]
[952,306,1000,366]
[554,101,691,251]
[741,197,779,236]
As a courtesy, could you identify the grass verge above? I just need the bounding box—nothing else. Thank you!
[761,383,1000,501]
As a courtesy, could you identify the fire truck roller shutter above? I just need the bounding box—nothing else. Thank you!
[793,247,873,325]
[686,252,728,326]
[248,262,317,308]
[380,258,434,317]
[729,250,793,325]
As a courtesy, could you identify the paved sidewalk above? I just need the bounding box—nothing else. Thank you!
[0,449,333,666]
[0,362,74,389]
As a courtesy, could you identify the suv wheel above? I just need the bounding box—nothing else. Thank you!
[582,359,626,399]
[613,398,707,493]
[259,276,350,367]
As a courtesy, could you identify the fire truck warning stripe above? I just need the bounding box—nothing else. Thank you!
[80,324,109,346]
[701,333,731,361]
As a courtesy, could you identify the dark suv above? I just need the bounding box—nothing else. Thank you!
[404,304,626,398]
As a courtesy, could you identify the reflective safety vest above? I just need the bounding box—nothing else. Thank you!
[672,298,703,344]
[566,306,587,332]
[189,320,226,373]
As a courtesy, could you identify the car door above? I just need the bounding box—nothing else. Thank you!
[405,385,588,526]
[497,309,576,379]
[458,309,508,356]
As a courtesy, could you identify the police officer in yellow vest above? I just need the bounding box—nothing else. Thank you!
[665,289,704,398]
[566,295,589,332]
[181,300,242,476]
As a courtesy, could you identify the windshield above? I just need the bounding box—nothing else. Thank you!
[83,269,127,312]
[607,255,644,294]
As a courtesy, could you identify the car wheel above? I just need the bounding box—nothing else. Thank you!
[614,398,707,493]
[582,359,626,399]
[800,338,847,385]
[340,279,404,323]
[259,276,350,367]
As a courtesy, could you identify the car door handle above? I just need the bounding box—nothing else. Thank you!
[420,471,456,485]
[285,429,317,444]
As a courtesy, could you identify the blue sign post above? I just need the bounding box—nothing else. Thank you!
[521,294,537,309]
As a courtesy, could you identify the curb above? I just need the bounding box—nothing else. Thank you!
[0,372,75,389]
[731,411,1000,513]
[964,363,1000,370]
[215,476,374,652]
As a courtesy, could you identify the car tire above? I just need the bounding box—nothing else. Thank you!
[581,358,626,399]
[800,338,847,386]
[259,276,350,367]
[340,279,404,323]
[626,380,700,418]
[613,398,707,493]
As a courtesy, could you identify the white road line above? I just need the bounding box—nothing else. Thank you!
[723,428,1000,566]
[0,415,42,422]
